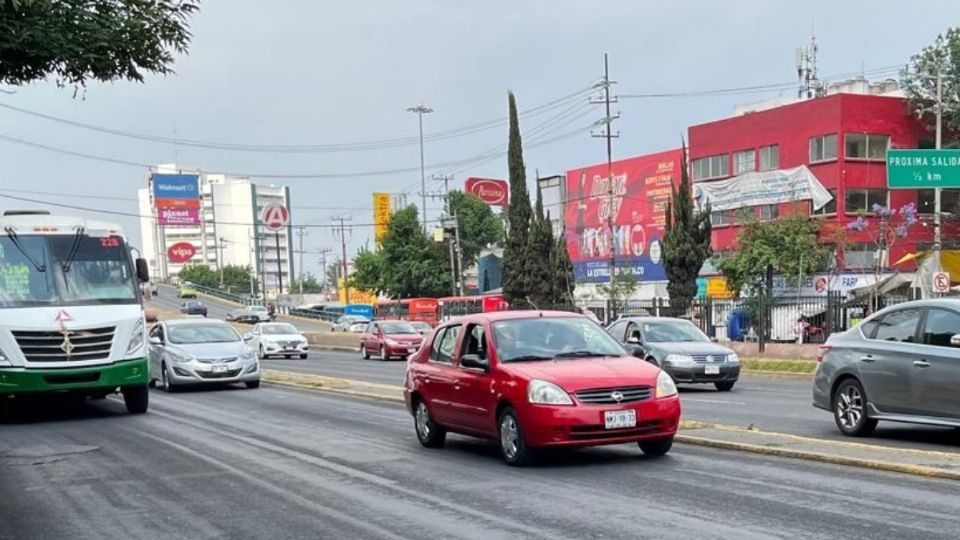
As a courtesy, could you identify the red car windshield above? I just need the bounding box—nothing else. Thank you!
[492,317,625,362]
[381,322,417,334]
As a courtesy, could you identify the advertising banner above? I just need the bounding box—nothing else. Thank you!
[166,242,197,263]
[465,177,509,206]
[373,192,391,244]
[692,166,832,212]
[157,207,200,226]
[564,148,682,283]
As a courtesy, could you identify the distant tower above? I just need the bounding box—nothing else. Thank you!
[795,33,824,99]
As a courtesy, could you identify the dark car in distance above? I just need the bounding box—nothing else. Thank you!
[180,300,208,317]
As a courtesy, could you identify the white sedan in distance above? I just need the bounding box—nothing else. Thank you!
[245,322,310,359]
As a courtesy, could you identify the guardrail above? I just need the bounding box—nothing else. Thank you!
[288,308,340,323]
[186,283,263,307]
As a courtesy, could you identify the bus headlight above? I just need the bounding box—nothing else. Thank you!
[126,318,145,354]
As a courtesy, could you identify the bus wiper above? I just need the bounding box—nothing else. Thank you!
[61,226,85,273]
[3,227,45,272]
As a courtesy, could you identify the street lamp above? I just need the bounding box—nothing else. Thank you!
[407,103,433,230]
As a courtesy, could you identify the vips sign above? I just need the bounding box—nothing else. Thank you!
[373,192,391,244]
[465,178,508,207]
[152,173,200,226]
[166,242,197,263]
[564,149,683,283]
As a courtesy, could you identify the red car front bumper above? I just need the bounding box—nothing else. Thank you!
[518,396,681,448]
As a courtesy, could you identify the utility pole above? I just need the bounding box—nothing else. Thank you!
[218,237,226,289]
[934,66,944,253]
[317,247,332,298]
[332,217,353,304]
[591,53,619,307]
[407,104,433,231]
[296,226,307,305]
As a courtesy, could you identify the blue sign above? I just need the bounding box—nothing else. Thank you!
[573,255,667,284]
[344,304,374,319]
[696,278,707,298]
[152,174,200,200]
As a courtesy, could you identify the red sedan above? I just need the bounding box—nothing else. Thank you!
[360,320,425,360]
[403,311,681,466]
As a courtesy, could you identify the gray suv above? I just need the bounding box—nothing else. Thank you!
[607,317,741,391]
[813,299,960,436]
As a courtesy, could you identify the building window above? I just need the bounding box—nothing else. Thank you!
[809,134,838,163]
[758,204,779,221]
[813,189,839,215]
[759,145,779,171]
[844,188,887,213]
[845,134,889,160]
[734,149,756,175]
[918,189,960,215]
[710,210,732,227]
[692,154,729,181]
[844,243,882,269]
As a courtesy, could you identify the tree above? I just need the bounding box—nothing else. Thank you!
[501,92,533,307]
[289,274,326,294]
[178,264,217,287]
[597,273,638,314]
[0,0,200,90]
[662,145,712,312]
[349,249,385,295]
[902,27,960,143]
[178,263,257,293]
[325,257,342,290]
[552,232,575,306]
[379,206,450,298]
[525,186,556,307]
[717,214,825,298]
[846,202,919,309]
[447,190,504,265]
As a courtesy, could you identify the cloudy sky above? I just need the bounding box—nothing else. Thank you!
[0,0,956,275]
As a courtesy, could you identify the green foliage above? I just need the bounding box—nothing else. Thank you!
[179,264,257,293]
[289,273,326,294]
[662,146,712,312]
[0,0,200,89]
[552,233,575,306]
[447,190,504,264]
[378,206,450,298]
[598,272,638,310]
[525,186,556,308]
[349,249,385,295]
[717,213,826,298]
[502,92,533,307]
[902,27,960,142]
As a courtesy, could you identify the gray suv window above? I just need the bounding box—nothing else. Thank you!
[922,309,960,347]
[873,309,921,343]
[608,320,627,341]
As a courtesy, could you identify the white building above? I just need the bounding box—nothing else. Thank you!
[137,164,294,299]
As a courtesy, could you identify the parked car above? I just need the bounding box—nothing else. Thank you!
[813,299,960,436]
[226,305,271,324]
[180,300,208,317]
[177,284,198,298]
[245,322,309,359]
[607,316,740,391]
[333,315,369,333]
[404,311,681,466]
[360,320,424,360]
[410,321,433,336]
[147,319,260,391]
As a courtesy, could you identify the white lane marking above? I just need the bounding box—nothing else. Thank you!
[683,398,748,405]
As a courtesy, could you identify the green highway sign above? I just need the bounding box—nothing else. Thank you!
[887,149,960,189]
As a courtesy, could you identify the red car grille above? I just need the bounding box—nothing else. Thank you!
[575,386,652,405]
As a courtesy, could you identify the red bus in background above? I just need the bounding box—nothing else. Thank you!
[375,298,439,325]
[437,294,508,323]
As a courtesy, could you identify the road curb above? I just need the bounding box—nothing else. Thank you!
[262,377,403,404]
[674,434,960,481]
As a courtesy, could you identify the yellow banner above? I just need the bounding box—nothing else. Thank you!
[338,278,377,305]
[706,277,733,299]
[373,192,391,245]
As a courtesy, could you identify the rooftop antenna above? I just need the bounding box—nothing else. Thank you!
[795,31,823,99]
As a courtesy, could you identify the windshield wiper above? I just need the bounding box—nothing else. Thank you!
[61,226,85,274]
[3,227,46,272]
[505,355,555,362]
[555,351,611,358]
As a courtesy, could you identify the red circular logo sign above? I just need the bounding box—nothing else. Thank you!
[465,178,508,206]
[167,242,197,263]
[261,203,290,232]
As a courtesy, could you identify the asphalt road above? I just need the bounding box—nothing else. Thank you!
[3,385,959,539]
[267,350,960,454]
[151,285,332,333]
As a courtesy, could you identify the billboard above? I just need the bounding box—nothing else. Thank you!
[166,242,197,263]
[564,149,683,283]
[373,192,391,244]
[465,177,508,206]
[152,173,200,226]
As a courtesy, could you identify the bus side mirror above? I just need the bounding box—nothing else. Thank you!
[135,258,150,283]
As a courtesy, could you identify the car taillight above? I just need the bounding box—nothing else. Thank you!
[816,345,831,363]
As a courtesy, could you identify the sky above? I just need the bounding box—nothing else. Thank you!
[0,0,958,277]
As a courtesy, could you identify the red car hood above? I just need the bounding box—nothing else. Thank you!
[385,333,423,342]
[499,356,660,392]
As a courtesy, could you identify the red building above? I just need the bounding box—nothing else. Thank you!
[688,91,946,270]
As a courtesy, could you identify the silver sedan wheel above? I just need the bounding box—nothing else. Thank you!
[500,415,520,460]
[415,401,431,440]
[836,384,864,429]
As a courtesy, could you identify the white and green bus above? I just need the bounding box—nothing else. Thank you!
[0,210,151,413]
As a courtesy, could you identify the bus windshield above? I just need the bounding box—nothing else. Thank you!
[0,233,138,308]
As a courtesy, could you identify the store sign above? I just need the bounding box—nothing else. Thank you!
[706,277,733,299]
[465,178,509,206]
[373,192,391,244]
[167,242,197,263]
[887,149,960,189]
[693,166,832,212]
[157,207,200,226]
[152,173,201,225]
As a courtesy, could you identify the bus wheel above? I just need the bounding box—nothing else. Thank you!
[122,385,149,414]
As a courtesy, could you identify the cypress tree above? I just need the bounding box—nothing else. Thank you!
[552,231,575,307]
[502,92,533,307]
[662,144,712,312]
[526,186,556,307]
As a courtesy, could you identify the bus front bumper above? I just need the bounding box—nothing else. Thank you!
[0,357,149,394]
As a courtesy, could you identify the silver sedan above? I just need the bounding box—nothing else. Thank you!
[147,319,260,391]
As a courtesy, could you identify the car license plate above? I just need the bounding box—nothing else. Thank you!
[284,346,294,350]
[408,348,417,353]
[604,410,636,430]
[705,365,721,375]
[212,365,229,374]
